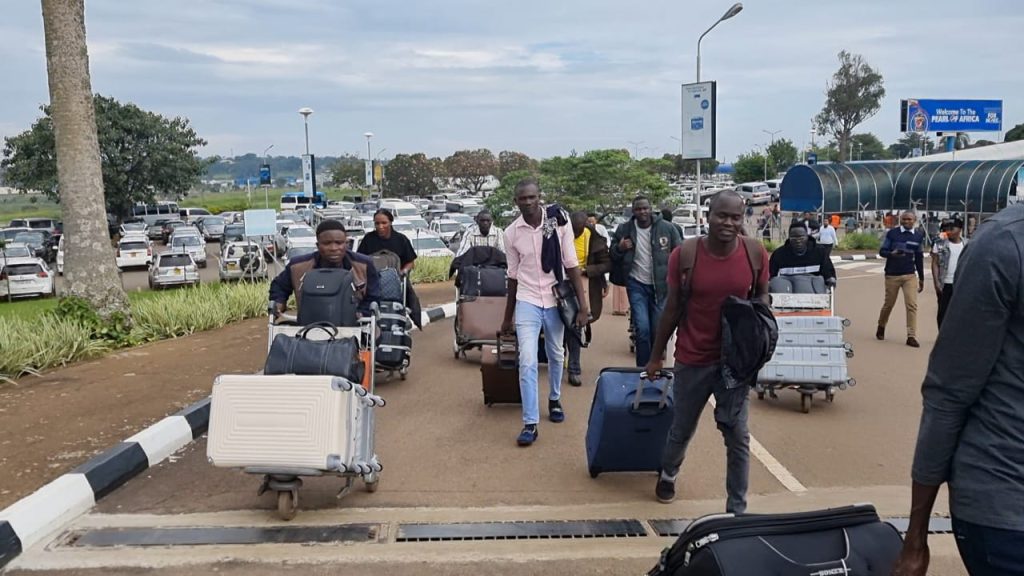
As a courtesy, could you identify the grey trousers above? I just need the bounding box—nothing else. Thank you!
[660,362,751,514]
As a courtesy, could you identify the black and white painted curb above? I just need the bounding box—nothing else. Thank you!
[0,302,457,569]
[831,253,929,262]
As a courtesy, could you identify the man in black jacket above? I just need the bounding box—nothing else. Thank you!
[768,224,836,293]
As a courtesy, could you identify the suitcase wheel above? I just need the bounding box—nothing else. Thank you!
[800,394,812,414]
[364,475,380,493]
[277,490,298,521]
[589,466,601,479]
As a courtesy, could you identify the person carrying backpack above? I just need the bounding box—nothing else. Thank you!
[645,190,770,512]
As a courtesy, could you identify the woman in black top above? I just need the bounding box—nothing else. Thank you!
[357,209,417,274]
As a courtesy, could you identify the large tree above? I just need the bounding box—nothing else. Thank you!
[2,95,207,219]
[443,149,497,193]
[815,50,885,163]
[766,138,799,174]
[1005,123,1024,143]
[382,153,438,197]
[848,133,892,160]
[328,154,366,188]
[39,0,128,319]
[887,133,935,159]
[497,150,537,179]
[733,152,768,184]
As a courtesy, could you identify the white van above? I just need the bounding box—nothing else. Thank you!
[379,200,421,220]
[179,207,212,226]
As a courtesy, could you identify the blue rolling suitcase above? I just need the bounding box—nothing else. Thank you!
[586,368,674,478]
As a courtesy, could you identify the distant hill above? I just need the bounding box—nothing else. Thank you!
[204,154,343,180]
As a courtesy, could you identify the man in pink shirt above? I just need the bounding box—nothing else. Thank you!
[501,179,589,447]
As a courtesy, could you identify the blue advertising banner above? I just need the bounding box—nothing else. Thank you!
[902,99,1003,133]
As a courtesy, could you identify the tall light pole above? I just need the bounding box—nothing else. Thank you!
[692,3,743,196]
[626,140,645,159]
[298,108,313,155]
[762,129,781,146]
[363,132,374,190]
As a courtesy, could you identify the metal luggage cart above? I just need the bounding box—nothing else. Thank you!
[755,289,856,413]
[251,313,381,519]
[376,272,411,381]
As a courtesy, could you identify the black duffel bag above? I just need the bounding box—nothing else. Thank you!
[459,265,507,298]
[264,322,364,382]
[647,504,901,576]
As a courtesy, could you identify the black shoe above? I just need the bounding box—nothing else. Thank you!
[517,425,538,447]
[568,374,582,387]
[548,399,565,423]
[907,337,920,348]
[656,478,676,504]
[876,327,885,340]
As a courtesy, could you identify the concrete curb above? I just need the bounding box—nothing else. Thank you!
[831,254,929,262]
[0,302,456,569]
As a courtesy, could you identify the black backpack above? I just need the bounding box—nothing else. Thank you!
[720,296,778,388]
[296,268,359,327]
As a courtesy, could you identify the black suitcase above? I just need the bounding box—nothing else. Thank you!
[647,504,902,576]
[376,327,412,369]
[459,266,507,298]
[297,268,358,327]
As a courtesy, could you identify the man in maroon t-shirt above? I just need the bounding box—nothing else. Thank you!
[645,191,770,511]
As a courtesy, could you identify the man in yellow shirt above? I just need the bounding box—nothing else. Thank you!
[567,211,611,385]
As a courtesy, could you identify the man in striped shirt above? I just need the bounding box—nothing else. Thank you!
[455,209,505,257]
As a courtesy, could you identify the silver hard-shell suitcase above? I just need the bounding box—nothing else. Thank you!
[775,316,849,333]
[775,332,849,349]
[759,346,853,386]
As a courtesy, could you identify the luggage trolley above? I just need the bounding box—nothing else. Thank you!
[451,261,508,359]
[209,311,382,521]
[372,251,413,381]
[755,289,856,414]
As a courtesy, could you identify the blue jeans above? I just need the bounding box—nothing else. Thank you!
[514,301,565,425]
[627,277,664,366]
[953,517,1024,576]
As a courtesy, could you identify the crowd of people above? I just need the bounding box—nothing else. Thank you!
[263,180,1021,575]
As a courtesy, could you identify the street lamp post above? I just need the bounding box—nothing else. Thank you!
[298,108,314,198]
[626,140,645,159]
[262,144,274,208]
[692,3,743,198]
[762,129,781,146]
[298,108,313,155]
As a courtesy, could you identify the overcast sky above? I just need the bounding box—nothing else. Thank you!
[2,0,1021,164]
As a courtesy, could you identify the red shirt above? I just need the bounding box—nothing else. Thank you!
[668,239,770,366]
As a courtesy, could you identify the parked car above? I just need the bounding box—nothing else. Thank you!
[118,220,149,238]
[7,217,60,236]
[219,211,242,224]
[392,219,415,235]
[0,259,55,298]
[223,223,247,243]
[115,235,153,269]
[446,213,475,227]
[12,230,51,260]
[148,252,200,289]
[429,219,465,247]
[734,182,773,205]
[379,200,421,220]
[410,233,455,257]
[1,243,34,261]
[168,232,207,268]
[346,215,376,234]
[179,207,212,225]
[276,225,316,253]
[218,241,268,281]
[1,227,31,242]
[403,216,429,231]
[160,220,188,244]
[197,216,227,242]
[765,179,783,202]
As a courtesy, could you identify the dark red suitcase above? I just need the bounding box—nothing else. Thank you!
[480,333,521,406]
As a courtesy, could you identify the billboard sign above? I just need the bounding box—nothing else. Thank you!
[681,81,716,160]
[301,154,316,197]
[259,164,272,186]
[365,160,373,186]
[900,99,1003,133]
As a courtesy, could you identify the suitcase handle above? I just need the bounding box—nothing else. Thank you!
[297,322,339,341]
[632,371,673,412]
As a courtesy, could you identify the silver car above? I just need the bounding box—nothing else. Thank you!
[197,216,227,242]
[218,241,268,281]
[148,252,200,289]
[168,233,207,268]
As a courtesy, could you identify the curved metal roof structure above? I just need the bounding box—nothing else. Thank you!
[781,160,1023,213]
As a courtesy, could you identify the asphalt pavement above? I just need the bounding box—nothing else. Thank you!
[7,264,969,575]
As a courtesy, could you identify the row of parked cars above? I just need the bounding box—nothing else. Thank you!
[0,218,62,299]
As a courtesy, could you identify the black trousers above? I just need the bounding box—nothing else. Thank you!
[937,283,954,328]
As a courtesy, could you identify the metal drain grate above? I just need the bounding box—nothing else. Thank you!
[650,517,954,538]
[396,519,646,542]
[64,524,380,547]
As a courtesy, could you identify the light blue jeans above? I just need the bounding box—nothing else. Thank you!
[514,300,565,425]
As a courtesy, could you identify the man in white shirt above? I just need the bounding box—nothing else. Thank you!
[931,218,967,328]
[818,219,838,257]
[455,209,504,257]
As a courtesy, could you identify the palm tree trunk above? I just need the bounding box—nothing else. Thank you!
[40,0,129,320]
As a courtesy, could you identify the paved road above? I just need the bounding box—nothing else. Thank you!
[7,265,969,574]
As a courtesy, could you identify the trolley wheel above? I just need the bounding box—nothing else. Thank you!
[400,372,407,381]
[800,394,812,414]
[277,490,298,521]
[826,389,835,403]
[365,477,380,493]
[589,467,601,479]
[841,318,851,328]
[453,349,460,359]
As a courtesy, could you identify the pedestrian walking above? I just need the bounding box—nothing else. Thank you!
[455,209,504,257]
[892,204,1024,576]
[500,179,589,447]
[587,212,610,243]
[817,218,838,258]
[930,218,967,328]
[357,209,417,274]
[609,196,683,366]
[645,190,769,512]
[590,212,628,316]
[876,211,925,347]
[566,211,611,386]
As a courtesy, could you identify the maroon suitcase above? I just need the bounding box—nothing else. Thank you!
[481,333,521,406]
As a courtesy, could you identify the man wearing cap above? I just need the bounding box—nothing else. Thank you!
[931,218,967,328]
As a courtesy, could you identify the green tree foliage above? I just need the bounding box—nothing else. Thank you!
[205,154,342,180]
[848,133,892,160]
[733,152,768,184]
[485,169,534,226]
[444,149,497,193]
[815,50,885,162]
[887,133,934,159]
[382,153,438,197]
[1005,123,1024,143]
[2,95,207,218]
[497,150,537,179]
[766,138,799,173]
[329,154,366,187]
